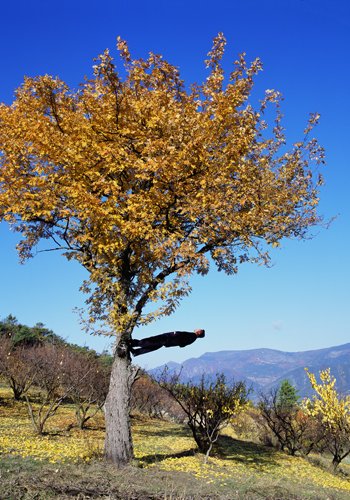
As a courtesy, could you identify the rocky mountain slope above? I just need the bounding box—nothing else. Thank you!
[150,343,350,398]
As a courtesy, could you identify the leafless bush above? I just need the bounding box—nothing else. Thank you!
[24,344,69,434]
[60,349,110,429]
[0,337,36,400]
[131,372,183,420]
[258,388,323,456]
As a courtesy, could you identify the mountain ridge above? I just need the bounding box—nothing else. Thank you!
[150,342,350,398]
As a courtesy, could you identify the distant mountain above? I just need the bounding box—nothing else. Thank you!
[150,343,350,399]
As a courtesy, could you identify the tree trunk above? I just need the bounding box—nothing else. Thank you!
[104,349,136,465]
[10,379,23,401]
[332,455,341,470]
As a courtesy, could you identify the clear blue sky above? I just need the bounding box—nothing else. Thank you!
[1,0,349,369]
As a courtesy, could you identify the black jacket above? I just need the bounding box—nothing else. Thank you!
[163,331,199,348]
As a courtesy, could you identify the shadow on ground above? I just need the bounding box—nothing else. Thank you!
[136,424,190,439]
[138,447,198,465]
[215,434,281,469]
[137,430,281,471]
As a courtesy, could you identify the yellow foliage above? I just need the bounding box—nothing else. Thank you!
[0,35,324,337]
[0,391,104,463]
[304,368,350,429]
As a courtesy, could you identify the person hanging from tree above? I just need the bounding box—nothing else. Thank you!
[130,329,205,356]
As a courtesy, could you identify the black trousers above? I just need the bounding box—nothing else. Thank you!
[131,335,166,356]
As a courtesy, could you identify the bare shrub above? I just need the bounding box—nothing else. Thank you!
[24,344,69,434]
[60,349,110,429]
[258,388,322,456]
[157,370,249,460]
[0,337,36,400]
[131,372,182,420]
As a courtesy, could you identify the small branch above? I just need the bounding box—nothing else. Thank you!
[36,246,74,254]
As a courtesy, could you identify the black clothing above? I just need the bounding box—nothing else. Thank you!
[131,330,204,356]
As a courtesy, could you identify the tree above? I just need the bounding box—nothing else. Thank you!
[0,34,324,464]
[259,386,320,456]
[0,337,36,400]
[60,349,110,429]
[304,368,350,470]
[24,344,70,434]
[158,371,248,460]
[0,316,34,347]
[131,371,180,419]
[0,315,64,347]
[0,315,19,337]
[276,380,299,411]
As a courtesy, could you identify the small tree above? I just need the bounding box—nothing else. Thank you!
[259,386,319,456]
[60,349,110,429]
[276,380,299,410]
[304,368,350,470]
[131,372,180,419]
[158,371,248,460]
[0,337,36,400]
[24,344,68,434]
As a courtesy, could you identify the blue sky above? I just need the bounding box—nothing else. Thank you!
[1,0,349,369]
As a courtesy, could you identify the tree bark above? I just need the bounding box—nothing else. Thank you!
[104,349,136,465]
[332,455,341,470]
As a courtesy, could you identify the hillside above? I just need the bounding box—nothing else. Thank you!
[1,386,350,499]
[150,343,350,398]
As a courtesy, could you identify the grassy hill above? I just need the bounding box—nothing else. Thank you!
[1,387,350,499]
